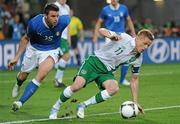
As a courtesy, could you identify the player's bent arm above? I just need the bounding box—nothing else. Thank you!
[130,73,144,113]
[99,28,121,41]
[15,34,29,60]
[8,34,29,69]
[127,16,136,37]
[93,18,103,42]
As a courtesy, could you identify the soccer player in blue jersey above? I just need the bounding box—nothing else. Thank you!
[8,3,70,111]
[93,0,136,86]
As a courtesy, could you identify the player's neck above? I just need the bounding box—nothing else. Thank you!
[44,17,53,28]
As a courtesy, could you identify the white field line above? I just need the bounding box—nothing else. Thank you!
[0,71,175,84]
[0,71,174,76]
[0,105,180,124]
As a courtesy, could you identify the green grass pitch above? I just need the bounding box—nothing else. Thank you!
[0,63,180,124]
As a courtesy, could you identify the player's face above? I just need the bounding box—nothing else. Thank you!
[111,0,119,6]
[135,35,152,53]
[46,11,59,27]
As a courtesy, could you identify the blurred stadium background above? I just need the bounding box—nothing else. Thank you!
[0,0,180,69]
[0,0,180,123]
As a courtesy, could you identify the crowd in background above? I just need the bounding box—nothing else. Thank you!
[0,0,180,41]
[133,18,180,38]
[0,0,27,40]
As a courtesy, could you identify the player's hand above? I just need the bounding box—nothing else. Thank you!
[8,58,18,70]
[110,35,122,41]
[136,103,145,114]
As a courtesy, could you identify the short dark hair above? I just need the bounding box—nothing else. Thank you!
[44,3,59,15]
[137,29,154,41]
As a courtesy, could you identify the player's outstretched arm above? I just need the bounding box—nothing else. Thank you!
[98,28,121,41]
[8,34,29,70]
[130,74,144,114]
[127,16,136,37]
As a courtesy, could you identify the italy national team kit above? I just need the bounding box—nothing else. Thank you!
[21,14,70,73]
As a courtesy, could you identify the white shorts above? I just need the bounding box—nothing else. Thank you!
[21,44,60,73]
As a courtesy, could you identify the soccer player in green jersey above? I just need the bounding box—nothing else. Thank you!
[49,28,154,119]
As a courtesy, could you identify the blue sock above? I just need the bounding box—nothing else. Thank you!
[19,80,39,104]
[119,64,129,84]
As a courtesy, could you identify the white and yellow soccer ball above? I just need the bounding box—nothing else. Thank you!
[120,101,139,119]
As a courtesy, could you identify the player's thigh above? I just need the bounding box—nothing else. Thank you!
[77,57,99,85]
[95,73,115,90]
[71,76,86,92]
[36,49,59,82]
[103,79,119,95]
[38,56,55,73]
[36,56,55,82]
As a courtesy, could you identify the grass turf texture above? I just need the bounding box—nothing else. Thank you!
[0,63,180,124]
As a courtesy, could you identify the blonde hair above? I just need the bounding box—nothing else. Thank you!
[137,29,154,41]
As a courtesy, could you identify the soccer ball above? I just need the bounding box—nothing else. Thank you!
[120,101,139,119]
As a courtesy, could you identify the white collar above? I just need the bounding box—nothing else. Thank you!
[42,16,50,29]
[109,4,120,10]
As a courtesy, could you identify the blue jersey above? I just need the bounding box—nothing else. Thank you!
[27,14,70,51]
[99,4,129,33]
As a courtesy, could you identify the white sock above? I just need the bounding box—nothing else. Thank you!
[63,86,73,98]
[32,79,41,87]
[83,90,111,107]
[83,96,96,106]
[101,90,111,100]
[55,70,64,83]
[55,59,67,83]
[53,99,62,110]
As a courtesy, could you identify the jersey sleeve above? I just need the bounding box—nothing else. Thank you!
[99,7,106,20]
[60,15,70,30]
[130,54,143,75]
[26,20,35,38]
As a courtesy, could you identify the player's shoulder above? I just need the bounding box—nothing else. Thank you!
[119,4,128,10]
[28,14,43,26]
[30,14,43,21]
[59,15,70,24]
[54,2,70,11]
[54,1,60,8]
[64,4,70,10]
[103,5,110,10]
[120,33,133,40]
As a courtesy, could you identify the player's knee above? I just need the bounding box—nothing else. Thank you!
[18,72,28,81]
[110,86,119,95]
[62,53,70,61]
[107,81,119,96]
[71,76,85,92]
[71,82,84,92]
